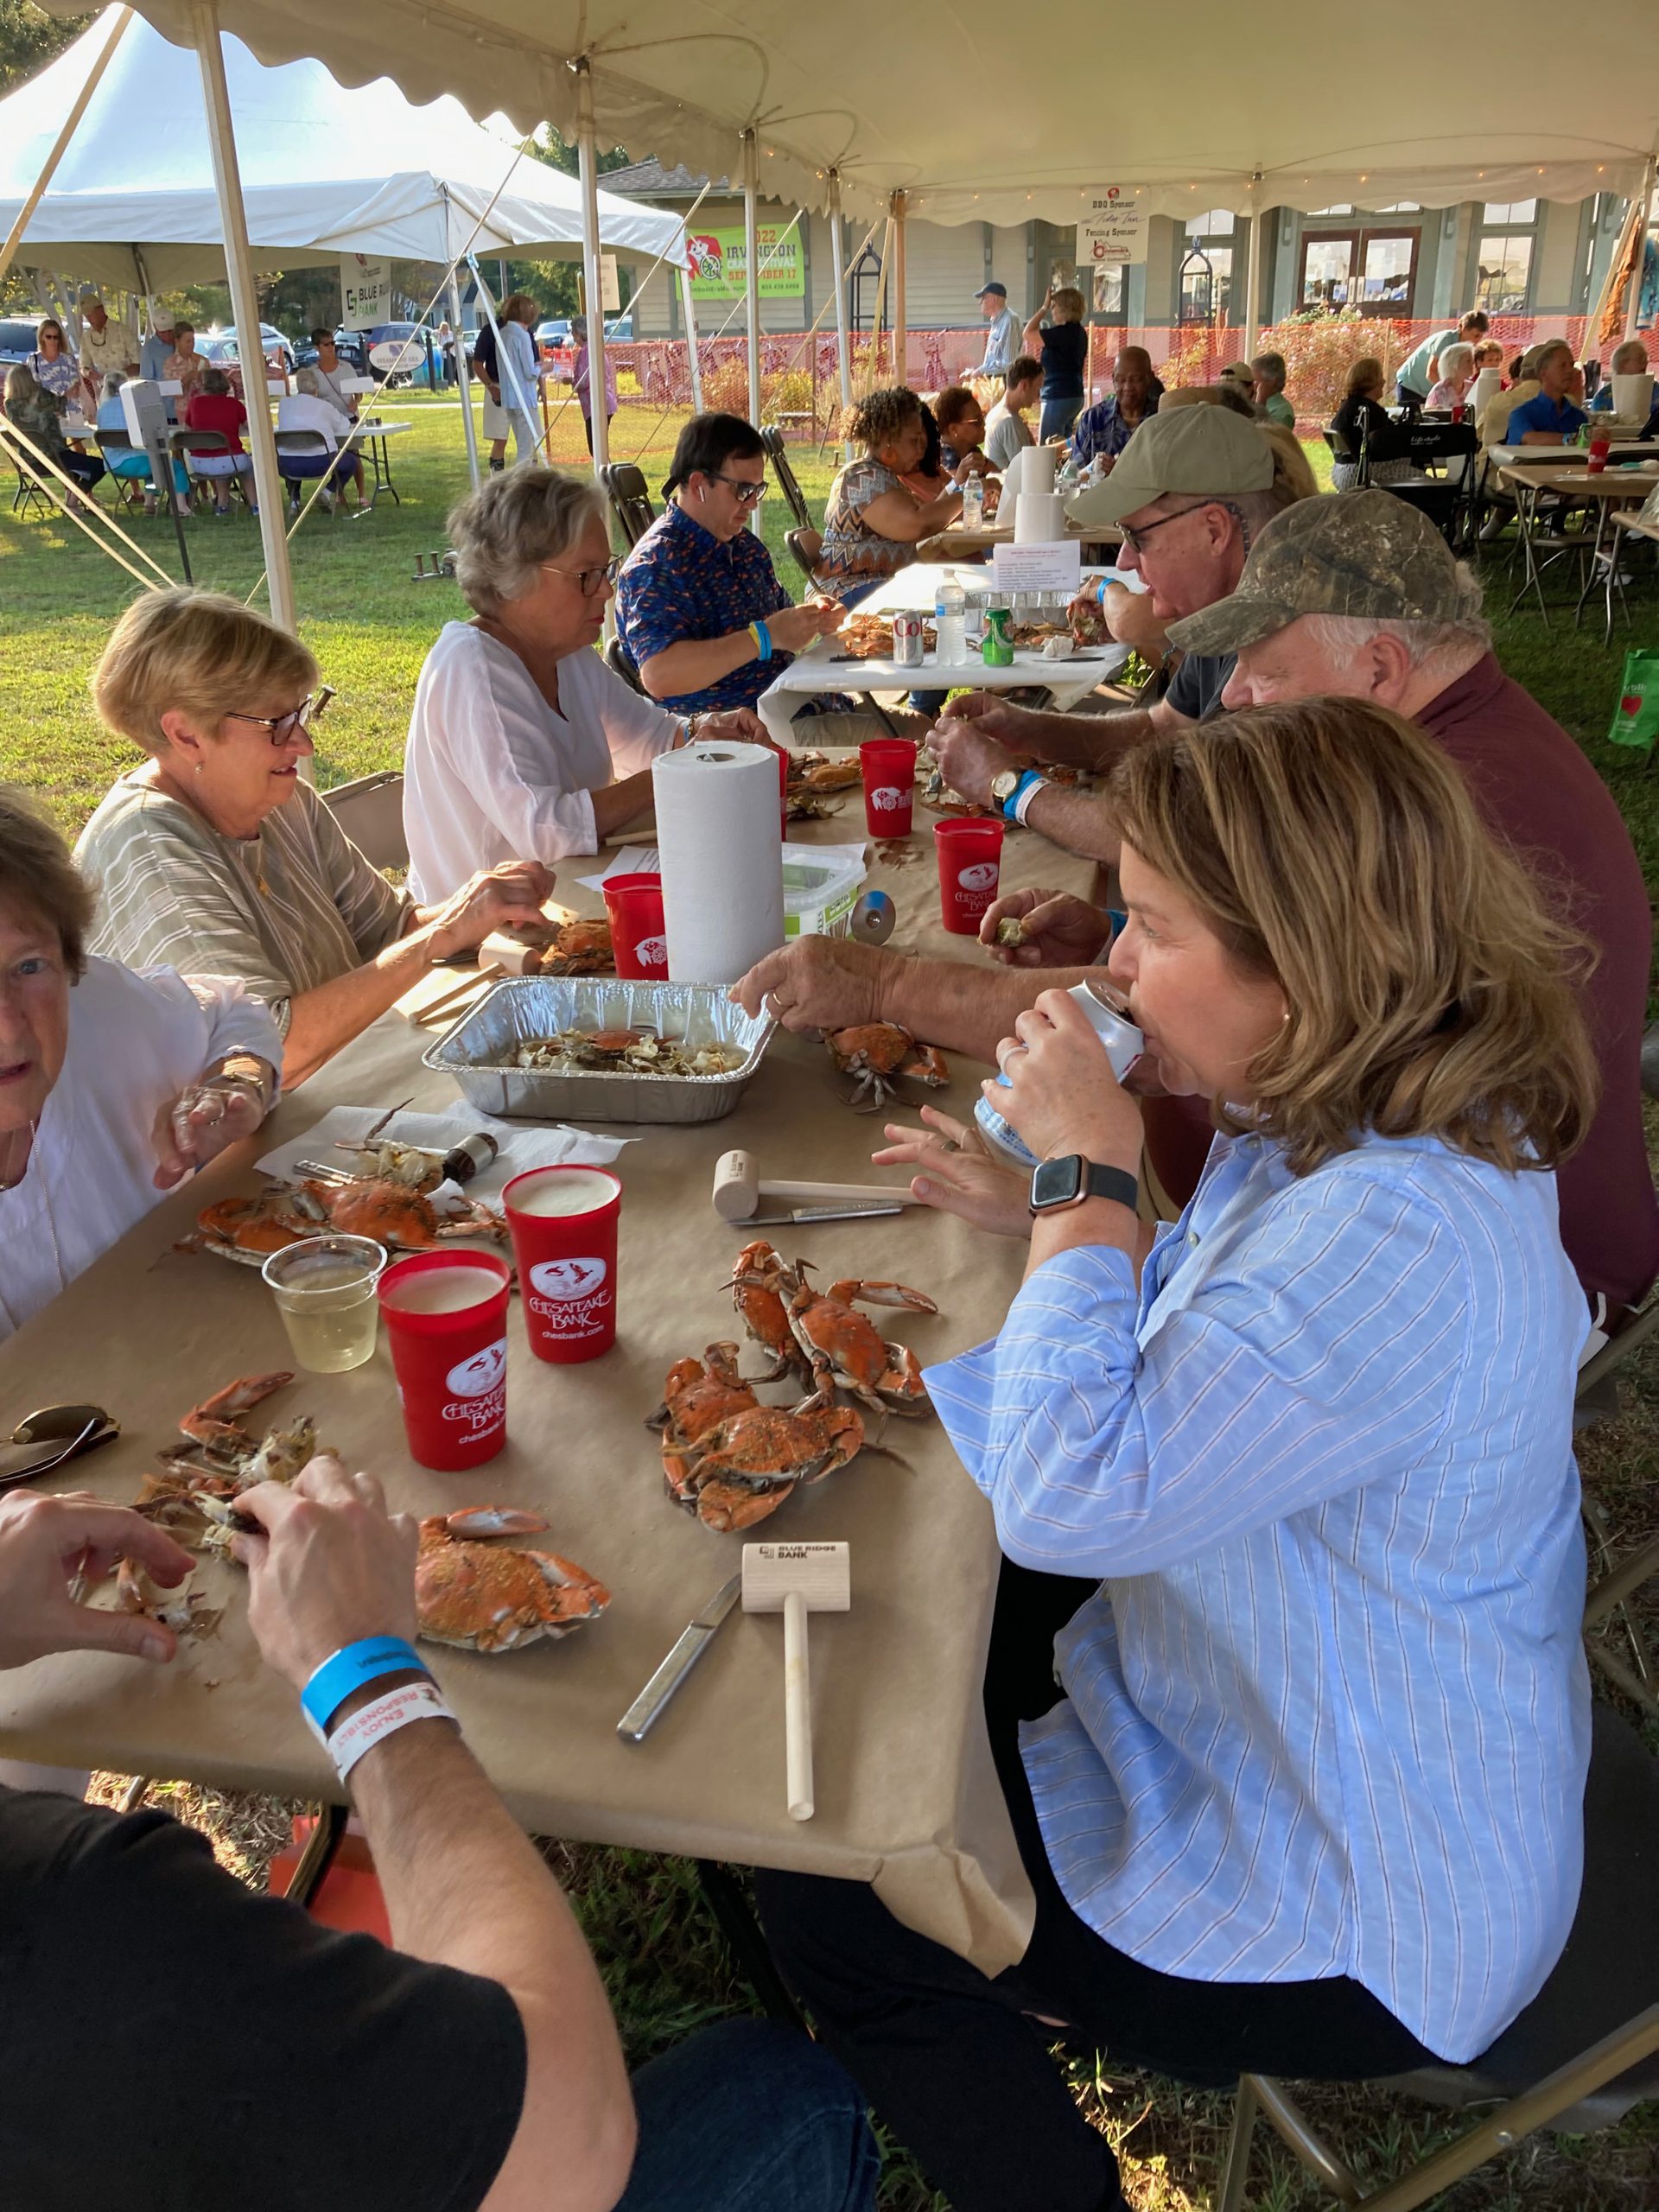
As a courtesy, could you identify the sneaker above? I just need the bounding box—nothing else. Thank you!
[321,488,335,512]
[488,457,505,474]
[287,499,301,518]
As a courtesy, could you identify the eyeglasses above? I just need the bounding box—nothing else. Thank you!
[1119,500,1239,556]
[224,686,333,747]
[709,475,768,505]
[541,556,621,596]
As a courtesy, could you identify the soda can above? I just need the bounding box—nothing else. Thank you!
[975,981,1144,1169]
[892,611,925,668]
[982,607,1014,667]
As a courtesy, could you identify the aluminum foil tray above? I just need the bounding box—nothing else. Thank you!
[422,976,777,1124]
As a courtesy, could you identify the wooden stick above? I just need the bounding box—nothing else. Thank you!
[783,1590,813,1821]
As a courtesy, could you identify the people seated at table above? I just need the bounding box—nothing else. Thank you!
[1329,355,1415,488]
[983,356,1040,468]
[1021,283,1089,442]
[1503,339,1586,446]
[1069,346,1159,469]
[932,385,994,475]
[25,317,79,405]
[899,400,951,503]
[181,366,257,517]
[1424,340,1476,411]
[0,1453,880,2212]
[404,467,766,896]
[0,787,281,1341]
[93,371,164,515]
[614,411,842,716]
[277,367,365,512]
[162,321,207,403]
[1589,338,1659,435]
[1249,350,1295,427]
[305,327,359,420]
[755,694,1594,2212]
[1395,307,1489,402]
[1472,338,1506,380]
[733,488,1659,1320]
[3,365,105,499]
[816,387,965,605]
[1478,343,1543,448]
[73,589,550,1089]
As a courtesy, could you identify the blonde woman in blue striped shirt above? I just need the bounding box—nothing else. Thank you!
[758,697,1598,2212]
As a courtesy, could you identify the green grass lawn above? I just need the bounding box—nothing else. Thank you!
[7,414,1659,2209]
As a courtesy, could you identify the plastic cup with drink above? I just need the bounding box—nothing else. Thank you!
[859,738,916,838]
[378,1249,512,1471]
[975,982,1145,1167]
[503,1166,622,1364]
[933,817,1004,934]
[262,1233,386,1374]
[601,873,669,979]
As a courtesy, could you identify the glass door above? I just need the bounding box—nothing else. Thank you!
[1300,232,1358,311]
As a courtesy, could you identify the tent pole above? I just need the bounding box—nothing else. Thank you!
[829,170,854,456]
[1624,154,1656,341]
[1243,177,1264,358]
[0,7,131,289]
[448,266,481,490]
[188,2,297,644]
[575,56,610,477]
[679,264,704,410]
[891,190,908,386]
[741,126,761,427]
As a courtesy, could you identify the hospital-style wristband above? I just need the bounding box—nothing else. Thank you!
[300,1636,429,1744]
[1096,576,1111,607]
[327,1681,458,1783]
[748,619,773,662]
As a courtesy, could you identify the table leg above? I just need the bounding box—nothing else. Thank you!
[694,1859,807,2030]
[374,430,400,508]
[1575,499,1611,630]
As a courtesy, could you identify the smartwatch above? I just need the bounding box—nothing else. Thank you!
[1029,1155,1140,1216]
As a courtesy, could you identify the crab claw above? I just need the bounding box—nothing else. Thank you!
[442,1505,550,1537]
[825,1279,939,1316]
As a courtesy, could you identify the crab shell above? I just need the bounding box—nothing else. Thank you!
[542,918,614,976]
[414,1511,611,1652]
[786,1280,932,1416]
[666,1402,866,1533]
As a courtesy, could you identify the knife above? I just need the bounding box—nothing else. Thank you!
[735,1202,905,1225]
[617,1573,741,1743]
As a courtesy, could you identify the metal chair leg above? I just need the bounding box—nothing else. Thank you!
[694,1859,808,2031]
[280,1801,350,1910]
[1251,2076,1365,2202]
[1216,2077,1258,2212]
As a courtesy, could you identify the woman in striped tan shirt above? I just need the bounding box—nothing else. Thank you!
[74,592,552,1086]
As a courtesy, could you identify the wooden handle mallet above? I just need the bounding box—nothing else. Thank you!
[713,1148,918,1223]
[741,1540,850,1821]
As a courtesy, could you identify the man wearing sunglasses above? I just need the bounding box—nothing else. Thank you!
[615,413,843,716]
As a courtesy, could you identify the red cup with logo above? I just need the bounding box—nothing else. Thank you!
[378,1249,512,1471]
[860,739,916,837]
[601,874,669,979]
[1588,428,1611,474]
[502,1165,622,1364]
[934,817,1005,933]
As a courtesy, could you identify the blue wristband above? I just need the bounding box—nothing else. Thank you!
[300,1637,429,1744]
[754,618,773,663]
[1096,576,1109,607]
[1003,767,1046,823]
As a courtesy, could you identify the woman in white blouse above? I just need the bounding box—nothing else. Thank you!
[403,467,766,901]
[0,788,282,1343]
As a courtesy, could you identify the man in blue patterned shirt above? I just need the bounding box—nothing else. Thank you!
[615,413,843,715]
[1069,346,1161,468]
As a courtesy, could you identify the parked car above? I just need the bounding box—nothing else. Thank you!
[0,315,45,369]
[535,318,572,360]
[206,323,296,373]
[604,312,633,343]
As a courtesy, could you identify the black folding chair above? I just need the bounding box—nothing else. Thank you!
[10,455,50,518]
[785,524,823,587]
[95,427,151,512]
[1380,421,1481,550]
[604,633,647,697]
[168,426,234,512]
[761,425,815,531]
[601,461,655,548]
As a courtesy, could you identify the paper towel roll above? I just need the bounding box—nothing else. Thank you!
[1612,372,1654,424]
[652,741,784,984]
[1014,491,1066,543]
[1023,443,1058,494]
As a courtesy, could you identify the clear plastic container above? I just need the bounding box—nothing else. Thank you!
[934,571,967,664]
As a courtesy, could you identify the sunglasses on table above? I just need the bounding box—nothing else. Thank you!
[0,1403,121,1491]
[223,685,335,747]
[540,556,622,596]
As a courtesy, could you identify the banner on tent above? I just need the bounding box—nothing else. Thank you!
[688,228,804,299]
[1077,190,1145,268]
[340,256,393,329]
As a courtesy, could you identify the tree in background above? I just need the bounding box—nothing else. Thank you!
[0,0,85,95]
[511,124,635,321]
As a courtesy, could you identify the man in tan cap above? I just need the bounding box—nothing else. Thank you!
[931,406,1291,855]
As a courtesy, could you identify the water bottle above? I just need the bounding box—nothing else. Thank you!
[960,474,984,528]
[934,570,967,664]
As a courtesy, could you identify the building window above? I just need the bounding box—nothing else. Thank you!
[1185,208,1235,236]
[1309,205,1354,217]
[1299,228,1419,315]
[1301,234,1356,309]
[1483,200,1537,226]
[1090,265,1125,317]
[1477,233,1534,312]
[1180,245,1232,323]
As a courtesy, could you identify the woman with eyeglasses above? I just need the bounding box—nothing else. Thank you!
[817,387,966,605]
[74,590,551,1087]
[403,467,767,901]
[614,412,842,717]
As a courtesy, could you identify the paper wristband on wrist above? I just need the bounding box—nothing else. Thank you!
[301,1636,429,1744]
[328,1681,458,1783]
[1013,772,1048,826]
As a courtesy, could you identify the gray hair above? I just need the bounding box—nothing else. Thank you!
[1251,352,1287,386]
[1437,342,1475,382]
[295,366,322,397]
[447,465,607,614]
[1297,604,1491,676]
[1611,339,1649,376]
[100,370,125,399]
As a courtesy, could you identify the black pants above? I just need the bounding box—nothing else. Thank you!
[756,1560,1435,2212]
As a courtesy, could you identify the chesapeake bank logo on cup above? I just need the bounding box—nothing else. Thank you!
[634,934,669,968]
[868,785,906,815]
[528,1254,613,1338]
[442,1337,507,1433]
[958,861,999,892]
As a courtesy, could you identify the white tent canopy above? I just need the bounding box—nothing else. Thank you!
[65,0,1659,221]
[2,10,686,291]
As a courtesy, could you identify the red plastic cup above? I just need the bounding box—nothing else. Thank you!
[601,873,669,978]
[860,739,916,837]
[378,1249,512,1471]
[1588,431,1611,474]
[502,1165,622,1364]
[934,817,1005,933]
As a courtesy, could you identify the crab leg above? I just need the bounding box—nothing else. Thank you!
[179,1370,294,1452]
[824,1281,938,1315]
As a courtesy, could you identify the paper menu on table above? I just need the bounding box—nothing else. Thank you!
[257,1104,631,1204]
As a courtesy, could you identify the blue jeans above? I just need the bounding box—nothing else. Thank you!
[617,2018,879,2212]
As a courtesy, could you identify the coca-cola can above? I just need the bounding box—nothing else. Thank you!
[892,612,925,668]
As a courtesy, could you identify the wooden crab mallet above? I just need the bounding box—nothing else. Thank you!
[713,1149,921,1223]
[741,1540,850,1821]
